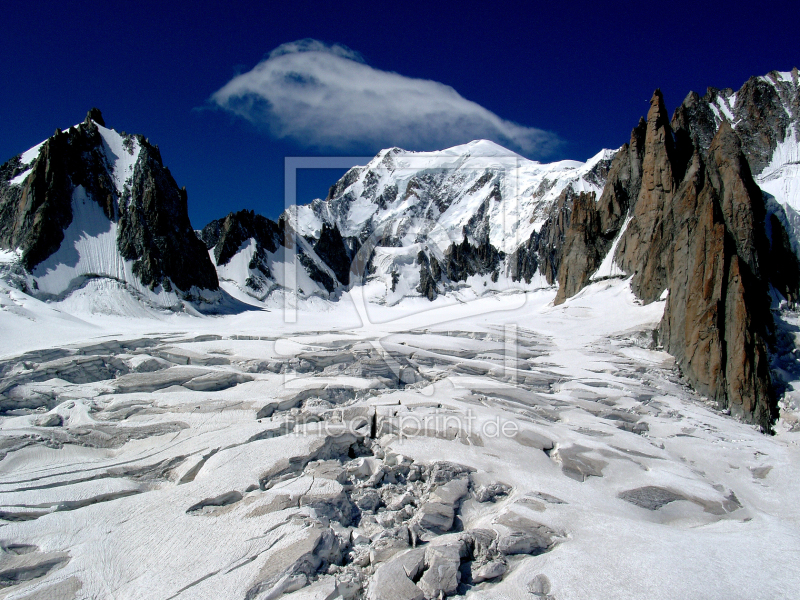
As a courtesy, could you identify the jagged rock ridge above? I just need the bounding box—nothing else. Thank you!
[555,85,800,430]
[671,68,800,251]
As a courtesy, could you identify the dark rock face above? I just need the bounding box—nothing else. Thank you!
[199,209,281,293]
[670,69,800,303]
[766,212,800,302]
[86,108,105,127]
[508,233,539,284]
[442,235,504,283]
[0,111,218,295]
[199,209,350,297]
[0,111,125,271]
[0,131,73,271]
[417,251,439,301]
[555,89,795,429]
[510,188,573,288]
[531,189,573,286]
[314,223,351,286]
[671,68,800,177]
[202,210,281,265]
[117,140,218,293]
[413,235,503,299]
[615,91,682,301]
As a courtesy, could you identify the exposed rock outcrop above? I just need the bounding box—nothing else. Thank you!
[201,209,281,266]
[555,89,797,429]
[511,188,574,287]
[416,251,440,301]
[0,131,74,271]
[672,69,799,176]
[441,235,504,283]
[670,68,800,270]
[658,122,775,428]
[199,208,348,297]
[552,192,602,303]
[314,222,351,286]
[553,117,648,303]
[117,137,218,293]
[199,209,281,293]
[615,91,683,302]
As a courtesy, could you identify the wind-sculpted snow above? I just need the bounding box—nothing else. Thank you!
[0,279,799,599]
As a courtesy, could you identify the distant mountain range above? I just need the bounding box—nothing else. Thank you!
[1,69,798,429]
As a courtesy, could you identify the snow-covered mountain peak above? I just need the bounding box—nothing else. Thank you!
[0,109,219,305]
[294,139,615,255]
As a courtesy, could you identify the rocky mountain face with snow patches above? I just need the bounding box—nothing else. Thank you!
[198,209,352,301]
[277,72,799,430]
[0,109,218,305]
[0,70,798,426]
[290,141,616,302]
[553,71,800,430]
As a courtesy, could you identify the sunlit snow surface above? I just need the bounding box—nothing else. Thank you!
[1,278,799,600]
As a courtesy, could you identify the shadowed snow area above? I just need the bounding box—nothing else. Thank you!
[0,278,799,599]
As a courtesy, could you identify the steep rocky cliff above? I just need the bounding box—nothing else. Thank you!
[0,110,218,299]
[555,87,799,430]
[551,117,647,303]
[671,69,800,251]
[117,134,218,294]
[659,123,775,428]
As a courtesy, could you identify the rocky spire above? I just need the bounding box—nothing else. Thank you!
[86,107,105,126]
[553,117,647,303]
[615,89,679,302]
[0,110,218,296]
[659,121,774,429]
[554,88,796,430]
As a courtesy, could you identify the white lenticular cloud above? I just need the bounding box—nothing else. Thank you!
[211,39,560,156]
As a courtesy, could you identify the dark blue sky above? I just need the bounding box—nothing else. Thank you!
[2,0,797,227]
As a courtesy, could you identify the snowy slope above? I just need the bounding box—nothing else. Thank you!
[96,122,141,195]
